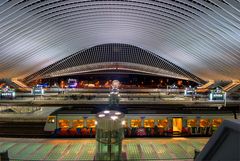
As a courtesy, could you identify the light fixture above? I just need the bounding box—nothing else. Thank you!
[111,116,118,120]
[103,110,110,114]
[98,114,105,118]
[121,120,126,125]
[115,112,121,115]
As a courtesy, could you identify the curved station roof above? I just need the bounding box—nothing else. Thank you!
[24,44,204,83]
[0,0,239,81]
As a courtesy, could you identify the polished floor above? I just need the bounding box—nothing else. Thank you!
[0,137,209,161]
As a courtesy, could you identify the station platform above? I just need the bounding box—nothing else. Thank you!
[0,107,60,122]
[0,137,208,161]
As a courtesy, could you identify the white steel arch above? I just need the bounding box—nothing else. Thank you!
[0,0,239,80]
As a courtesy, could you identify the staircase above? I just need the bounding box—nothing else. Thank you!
[210,81,230,89]
[11,78,31,92]
[198,80,215,89]
[196,80,215,93]
[0,78,19,89]
[223,80,240,94]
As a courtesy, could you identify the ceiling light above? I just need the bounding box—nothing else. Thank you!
[98,114,105,118]
[111,116,118,120]
[104,110,110,114]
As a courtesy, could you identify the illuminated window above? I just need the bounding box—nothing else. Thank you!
[122,120,128,127]
[173,118,182,132]
[59,120,69,128]
[187,119,197,127]
[87,119,96,128]
[200,119,209,127]
[131,119,141,128]
[144,119,154,128]
[212,118,222,127]
[157,119,168,128]
[72,120,84,128]
[47,116,55,123]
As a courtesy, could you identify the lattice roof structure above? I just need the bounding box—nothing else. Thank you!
[0,0,239,81]
[24,43,204,83]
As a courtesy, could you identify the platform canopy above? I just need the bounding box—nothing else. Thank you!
[0,0,239,81]
[24,44,204,83]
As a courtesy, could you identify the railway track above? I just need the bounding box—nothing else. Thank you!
[0,121,50,138]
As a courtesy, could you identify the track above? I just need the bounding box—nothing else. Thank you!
[0,121,50,138]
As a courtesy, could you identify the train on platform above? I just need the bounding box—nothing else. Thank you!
[44,105,238,137]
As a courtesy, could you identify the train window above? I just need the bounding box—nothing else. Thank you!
[59,120,69,128]
[187,119,197,127]
[131,119,141,128]
[144,119,154,128]
[157,119,168,128]
[200,119,210,127]
[73,120,84,128]
[87,119,96,128]
[47,116,55,123]
[212,118,222,127]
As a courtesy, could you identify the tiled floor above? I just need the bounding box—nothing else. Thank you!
[0,137,209,161]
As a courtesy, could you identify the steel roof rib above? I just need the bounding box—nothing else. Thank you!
[0,0,239,80]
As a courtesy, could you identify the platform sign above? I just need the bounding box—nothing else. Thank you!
[0,86,16,99]
[32,85,44,95]
[209,88,225,101]
[39,83,49,88]
[184,87,196,96]
[167,84,179,94]
[68,79,77,88]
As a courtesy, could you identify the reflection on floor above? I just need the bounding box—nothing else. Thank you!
[0,138,208,161]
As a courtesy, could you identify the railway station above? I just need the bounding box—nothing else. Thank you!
[0,0,240,161]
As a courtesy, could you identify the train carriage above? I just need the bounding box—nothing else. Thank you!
[44,106,237,137]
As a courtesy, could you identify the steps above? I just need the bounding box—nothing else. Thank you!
[196,80,215,93]
[198,80,215,89]
[223,80,240,93]
[11,78,30,91]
